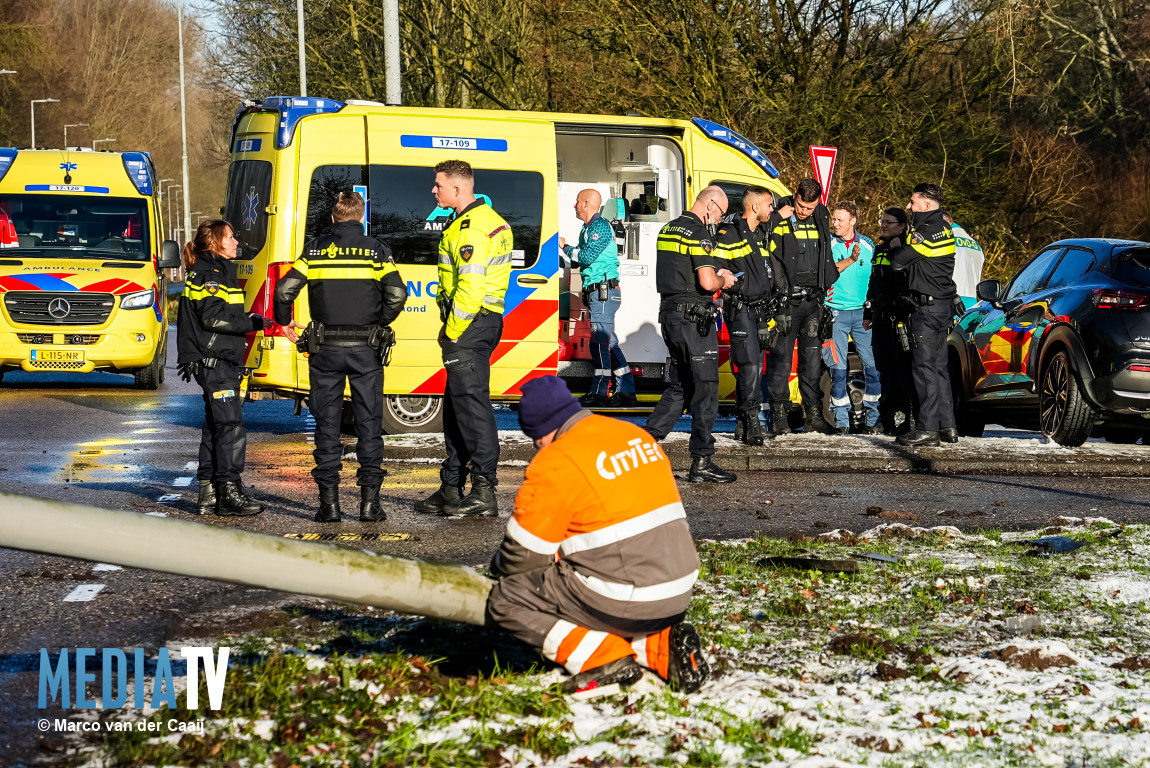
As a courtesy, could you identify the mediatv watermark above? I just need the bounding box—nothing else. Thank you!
[38,647,231,711]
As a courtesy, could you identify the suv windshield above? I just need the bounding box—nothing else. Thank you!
[0,195,151,260]
[1117,247,1150,287]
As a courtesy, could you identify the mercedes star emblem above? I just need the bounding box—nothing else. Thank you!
[47,297,72,319]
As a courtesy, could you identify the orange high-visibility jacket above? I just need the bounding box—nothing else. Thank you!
[492,413,699,622]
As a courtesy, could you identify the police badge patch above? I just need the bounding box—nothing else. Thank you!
[205,282,220,295]
[459,245,474,262]
[701,239,714,254]
[911,232,925,245]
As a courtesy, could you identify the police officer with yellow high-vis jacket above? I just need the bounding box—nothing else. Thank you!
[414,159,513,518]
[274,192,408,522]
[645,186,739,483]
[890,183,961,448]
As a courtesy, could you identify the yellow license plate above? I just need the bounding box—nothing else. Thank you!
[30,349,84,363]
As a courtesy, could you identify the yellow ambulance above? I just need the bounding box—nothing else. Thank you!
[0,148,180,388]
[226,97,789,432]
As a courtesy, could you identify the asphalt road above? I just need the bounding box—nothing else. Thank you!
[1,330,1149,762]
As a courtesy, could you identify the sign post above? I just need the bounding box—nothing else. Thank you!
[809,146,839,206]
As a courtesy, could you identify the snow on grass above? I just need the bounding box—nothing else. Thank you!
[76,520,1150,768]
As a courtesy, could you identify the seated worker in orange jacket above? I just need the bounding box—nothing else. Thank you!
[486,375,709,694]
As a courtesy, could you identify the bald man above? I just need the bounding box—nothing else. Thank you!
[561,189,636,407]
[645,186,739,483]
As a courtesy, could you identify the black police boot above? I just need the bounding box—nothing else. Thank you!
[740,411,766,446]
[896,429,941,447]
[414,483,463,515]
[215,480,262,517]
[666,622,710,693]
[804,406,834,435]
[687,456,737,484]
[315,486,341,522]
[578,392,609,408]
[771,403,792,436]
[443,475,498,518]
[196,481,217,515]
[940,427,959,444]
[611,392,638,408]
[359,484,385,522]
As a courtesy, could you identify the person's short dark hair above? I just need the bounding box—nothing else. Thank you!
[795,178,822,203]
[332,191,366,222]
[912,183,945,206]
[434,159,473,180]
[883,206,909,227]
[742,185,771,212]
[832,200,858,219]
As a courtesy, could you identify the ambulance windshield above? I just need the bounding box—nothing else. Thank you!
[0,195,150,260]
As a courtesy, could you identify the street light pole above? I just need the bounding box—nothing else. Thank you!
[297,0,307,96]
[177,0,192,250]
[64,123,89,148]
[157,178,175,236]
[30,98,60,149]
[384,0,400,105]
[93,138,116,151]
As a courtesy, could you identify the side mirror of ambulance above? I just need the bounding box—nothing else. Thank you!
[976,279,1001,308]
[157,240,181,270]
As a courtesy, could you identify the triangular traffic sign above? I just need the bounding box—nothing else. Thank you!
[809,146,838,206]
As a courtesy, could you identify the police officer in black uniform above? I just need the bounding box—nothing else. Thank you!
[865,206,917,435]
[764,178,838,435]
[177,220,264,517]
[890,183,960,447]
[274,192,408,522]
[645,186,739,483]
[714,186,776,446]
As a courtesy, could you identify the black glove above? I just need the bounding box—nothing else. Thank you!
[249,314,265,333]
[177,361,201,383]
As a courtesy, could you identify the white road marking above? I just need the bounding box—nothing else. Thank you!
[172,477,193,487]
[63,584,105,602]
[145,511,168,517]
[92,563,122,572]
[184,461,199,471]
[157,494,180,502]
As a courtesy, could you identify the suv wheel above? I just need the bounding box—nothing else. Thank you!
[1039,349,1094,446]
[949,359,985,438]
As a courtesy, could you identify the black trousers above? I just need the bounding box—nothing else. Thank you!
[442,310,502,486]
[309,344,384,488]
[909,301,956,432]
[646,310,719,458]
[194,360,246,484]
[871,313,917,429]
[725,305,762,415]
[765,296,823,411]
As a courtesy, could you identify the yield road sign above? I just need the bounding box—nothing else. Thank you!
[809,146,838,206]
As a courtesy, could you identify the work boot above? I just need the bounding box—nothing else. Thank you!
[740,411,766,446]
[559,655,644,695]
[414,483,463,515]
[804,408,834,435]
[687,456,737,484]
[610,392,638,408]
[359,484,385,522]
[666,622,710,693]
[578,392,609,408]
[215,480,262,517]
[196,481,217,515]
[771,403,792,436]
[443,475,498,518]
[315,486,341,522]
[733,417,745,443]
[940,427,959,444]
[896,429,941,447]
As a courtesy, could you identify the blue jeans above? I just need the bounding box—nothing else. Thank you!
[824,307,880,428]
[588,287,634,396]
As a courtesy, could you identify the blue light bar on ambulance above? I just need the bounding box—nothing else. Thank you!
[0,148,17,185]
[691,118,779,178]
[261,97,347,150]
[121,152,155,195]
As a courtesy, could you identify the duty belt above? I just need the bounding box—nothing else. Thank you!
[789,287,819,300]
[320,325,374,346]
[660,300,708,314]
[585,278,620,292]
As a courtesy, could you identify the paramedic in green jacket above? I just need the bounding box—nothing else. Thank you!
[825,201,880,434]
[560,188,636,407]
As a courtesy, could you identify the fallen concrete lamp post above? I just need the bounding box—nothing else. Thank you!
[0,492,494,625]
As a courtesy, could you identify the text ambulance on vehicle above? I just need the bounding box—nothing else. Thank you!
[0,148,181,388]
[226,97,791,433]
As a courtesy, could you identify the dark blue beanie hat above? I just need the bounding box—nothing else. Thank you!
[518,375,583,440]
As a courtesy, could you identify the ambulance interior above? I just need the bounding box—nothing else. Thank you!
[555,133,684,379]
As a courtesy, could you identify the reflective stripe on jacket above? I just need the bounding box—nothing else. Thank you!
[437,200,513,340]
[491,412,699,622]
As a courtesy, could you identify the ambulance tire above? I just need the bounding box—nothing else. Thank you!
[380,395,444,435]
[134,344,165,390]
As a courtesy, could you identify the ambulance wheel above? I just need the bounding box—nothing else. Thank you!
[134,345,165,390]
[381,395,444,435]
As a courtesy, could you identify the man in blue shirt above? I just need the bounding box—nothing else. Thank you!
[825,201,880,434]
[561,189,636,407]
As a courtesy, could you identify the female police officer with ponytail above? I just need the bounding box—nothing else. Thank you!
[176,220,264,517]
